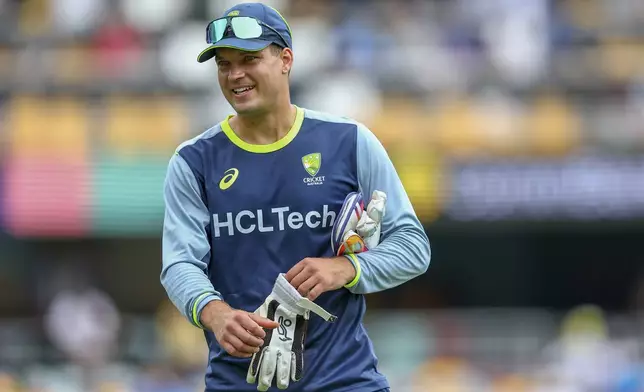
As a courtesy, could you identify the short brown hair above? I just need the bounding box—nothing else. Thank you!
[269,44,283,56]
[269,44,290,75]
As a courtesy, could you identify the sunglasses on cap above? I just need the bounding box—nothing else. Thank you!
[206,16,290,49]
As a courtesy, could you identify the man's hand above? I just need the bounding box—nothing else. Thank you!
[201,300,279,358]
[285,256,356,301]
[246,274,336,390]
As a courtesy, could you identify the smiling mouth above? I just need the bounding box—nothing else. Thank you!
[232,86,255,96]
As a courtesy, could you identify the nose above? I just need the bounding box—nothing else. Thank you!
[227,64,245,82]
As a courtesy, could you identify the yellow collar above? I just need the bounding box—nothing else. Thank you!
[221,106,304,153]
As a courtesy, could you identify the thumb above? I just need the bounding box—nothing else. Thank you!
[249,312,279,329]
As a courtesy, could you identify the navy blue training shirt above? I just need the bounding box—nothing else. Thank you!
[161,106,431,392]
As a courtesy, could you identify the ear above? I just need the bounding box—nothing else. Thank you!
[280,47,294,74]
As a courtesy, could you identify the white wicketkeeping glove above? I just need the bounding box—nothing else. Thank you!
[356,190,387,250]
[246,274,336,391]
[331,191,387,256]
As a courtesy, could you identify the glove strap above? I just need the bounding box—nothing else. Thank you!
[273,274,337,322]
[295,297,337,323]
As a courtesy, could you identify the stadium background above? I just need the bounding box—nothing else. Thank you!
[1,0,644,390]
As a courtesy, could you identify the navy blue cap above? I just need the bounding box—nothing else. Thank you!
[197,3,292,63]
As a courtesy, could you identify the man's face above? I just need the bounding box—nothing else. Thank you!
[215,46,290,115]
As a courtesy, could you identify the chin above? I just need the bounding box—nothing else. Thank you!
[232,101,266,116]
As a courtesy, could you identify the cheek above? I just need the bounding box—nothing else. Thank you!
[259,71,280,90]
[217,73,227,87]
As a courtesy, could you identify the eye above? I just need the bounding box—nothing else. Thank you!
[244,55,258,62]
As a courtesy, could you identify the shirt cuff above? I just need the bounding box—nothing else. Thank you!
[343,253,361,289]
[192,292,221,329]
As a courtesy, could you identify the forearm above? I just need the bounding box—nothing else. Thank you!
[162,152,221,328]
[345,225,430,294]
[161,261,222,328]
[350,122,431,294]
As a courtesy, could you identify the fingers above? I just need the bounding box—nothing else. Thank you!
[221,322,261,357]
[246,347,264,383]
[290,270,312,291]
[226,334,260,357]
[219,311,274,358]
[239,313,274,336]
[306,284,323,301]
[285,261,305,282]
[288,269,312,293]
[296,275,319,298]
[258,347,277,392]
[220,337,256,358]
[220,340,240,357]
[249,312,279,329]
[230,321,265,347]
[287,259,316,290]
[276,350,292,389]
[287,258,332,298]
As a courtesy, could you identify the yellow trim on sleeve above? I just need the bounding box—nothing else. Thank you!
[221,106,304,153]
[343,253,361,288]
[192,292,213,328]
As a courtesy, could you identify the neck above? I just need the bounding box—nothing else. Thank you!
[231,100,297,145]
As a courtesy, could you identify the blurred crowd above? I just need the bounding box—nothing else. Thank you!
[1,0,644,156]
[0,0,643,226]
[1,294,643,391]
[1,0,644,391]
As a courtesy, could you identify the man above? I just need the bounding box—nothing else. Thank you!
[161,2,431,391]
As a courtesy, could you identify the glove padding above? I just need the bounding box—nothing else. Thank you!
[331,190,387,256]
[247,274,336,391]
[331,192,365,255]
[357,190,387,250]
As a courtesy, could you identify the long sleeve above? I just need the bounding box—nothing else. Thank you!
[161,152,221,328]
[344,124,431,294]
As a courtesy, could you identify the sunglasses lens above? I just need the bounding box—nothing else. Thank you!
[230,17,263,39]
[207,19,228,43]
[212,19,226,43]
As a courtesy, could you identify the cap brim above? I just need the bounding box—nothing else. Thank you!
[197,38,272,63]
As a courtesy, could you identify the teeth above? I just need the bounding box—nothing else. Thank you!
[233,87,253,94]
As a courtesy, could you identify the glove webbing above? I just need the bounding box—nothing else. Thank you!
[291,313,307,381]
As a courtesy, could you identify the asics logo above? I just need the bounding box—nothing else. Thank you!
[219,168,239,190]
[212,205,336,237]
